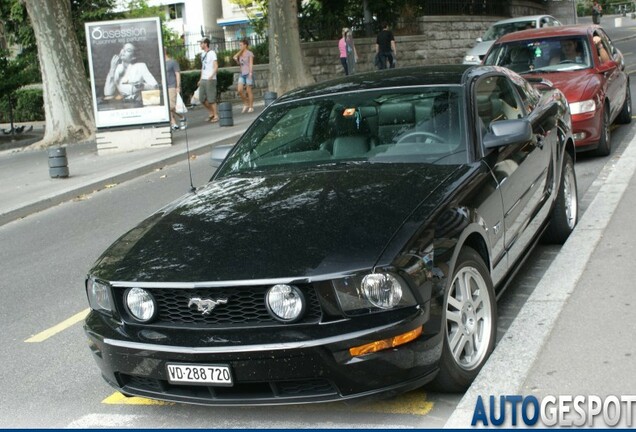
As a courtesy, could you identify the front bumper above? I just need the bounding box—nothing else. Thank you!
[85,307,442,405]
[572,111,601,151]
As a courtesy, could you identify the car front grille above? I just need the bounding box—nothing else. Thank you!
[115,284,323,327]
[120,374,339,403]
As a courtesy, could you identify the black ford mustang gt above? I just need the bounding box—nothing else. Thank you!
[85,65,578,405]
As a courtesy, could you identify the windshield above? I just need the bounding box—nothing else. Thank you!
[217,87,468,177]
[482,20,535,41]
[484,36,592,73]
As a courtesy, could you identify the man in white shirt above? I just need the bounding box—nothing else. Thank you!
[198,38,219,122]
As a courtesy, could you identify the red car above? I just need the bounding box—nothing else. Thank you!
[483,24,631,155]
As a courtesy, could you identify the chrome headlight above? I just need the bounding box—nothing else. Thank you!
[86,278,112,313]
[361,273,404,309]
[569,99,596,115]
[266,284,305,322]
[125,287,157,322]
[333,272,416,315]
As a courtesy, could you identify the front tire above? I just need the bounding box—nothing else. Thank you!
[616,85,632,125]
[594,104,611,156]
[431,247,496,392]
[543,152,578,244]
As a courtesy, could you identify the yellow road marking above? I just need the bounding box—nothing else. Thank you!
[25,308,90,343]
[103,388,433,415]
[103,392,174,405]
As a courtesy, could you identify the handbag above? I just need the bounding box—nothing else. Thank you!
[190,87,200,106]
[175,93,188,114]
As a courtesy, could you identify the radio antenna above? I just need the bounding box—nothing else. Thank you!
[181,115,196,193]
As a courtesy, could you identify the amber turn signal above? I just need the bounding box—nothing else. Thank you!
[349,327,423,357]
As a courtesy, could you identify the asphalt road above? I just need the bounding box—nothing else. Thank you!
[0,25,635,428]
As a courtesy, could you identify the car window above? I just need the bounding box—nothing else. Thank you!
[475,75,523,140]
[484,36,592,73]
[508,73,541,113]
[483,21,535,41]
[218,87,469,176]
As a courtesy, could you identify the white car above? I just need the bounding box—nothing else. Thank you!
[463,15,562,65]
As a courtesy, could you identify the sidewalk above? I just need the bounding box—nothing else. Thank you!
[0,102,262,227]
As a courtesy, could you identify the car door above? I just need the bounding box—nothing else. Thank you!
[475,74,553,269]
[594,29,627,122]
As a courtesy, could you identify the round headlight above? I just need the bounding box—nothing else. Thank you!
[266,284,305,322]
[125,287,157,322]
[88,279,111,312]
[361,273,403,309]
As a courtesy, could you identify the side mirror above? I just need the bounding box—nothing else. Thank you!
[483,119,533,149]
[210,144,234,168]
[597,61,616,73]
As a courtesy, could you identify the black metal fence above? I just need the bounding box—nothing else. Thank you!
[422,0,510,16]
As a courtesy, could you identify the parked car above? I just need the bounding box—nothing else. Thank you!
[463,15,562,65]
[483,24,631,155]
[84,65,578,405]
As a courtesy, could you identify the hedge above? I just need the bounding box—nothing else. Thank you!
[0,70,235,123]
[181,69,233,105]
[0,88,45,123]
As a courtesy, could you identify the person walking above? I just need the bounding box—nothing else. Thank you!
[164,47,183,131]
[345,28,358,75]
[233,39,255,113]
[592,0,602,24]
[376,22,396,70]
[338,28,350,75]
[198,38,219,123]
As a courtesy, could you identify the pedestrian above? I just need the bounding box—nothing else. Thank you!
[592,0,602,24]
[338,28,358,75]
[338,28,349,75]
[233,39,255,113]
[376,22,396,70]
[345,28,358,75]
[198,38,219,123]
[164,47,183,131]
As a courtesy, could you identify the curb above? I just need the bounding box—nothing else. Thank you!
[0,131,243,228]
[444,127,636,427]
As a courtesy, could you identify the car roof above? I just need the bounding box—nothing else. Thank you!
[495,24,595,43]
[491,15,556,25]
[276,65,480,103]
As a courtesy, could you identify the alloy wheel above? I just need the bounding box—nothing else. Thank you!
[445,266,493,371]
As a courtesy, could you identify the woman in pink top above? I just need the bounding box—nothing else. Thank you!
[233,39,255,113]
[338,28,358,76]
[338,28,349,75]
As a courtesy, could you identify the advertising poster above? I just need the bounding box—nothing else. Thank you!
[85,18,170,129]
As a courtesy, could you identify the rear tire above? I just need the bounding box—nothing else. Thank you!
[430,247,496,392]
[543,152,578,244]
[593,104,611,156]
[616,85,632,125]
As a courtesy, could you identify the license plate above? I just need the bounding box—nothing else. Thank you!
[166,364,233,386]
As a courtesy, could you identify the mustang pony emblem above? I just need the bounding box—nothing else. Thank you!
[188,297,228,315]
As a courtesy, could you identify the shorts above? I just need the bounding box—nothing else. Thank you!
[238,74,254,86]
[168,87,177,111]
[199,79,217,103]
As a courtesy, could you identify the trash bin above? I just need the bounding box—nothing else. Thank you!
[264,91,278,107]
[48,147,69,178]
[218,102,233,127]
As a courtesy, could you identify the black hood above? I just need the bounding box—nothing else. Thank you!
[91,164,461,282]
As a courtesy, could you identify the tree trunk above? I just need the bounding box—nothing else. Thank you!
[268,0,314,96]
[24,0,94,148]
